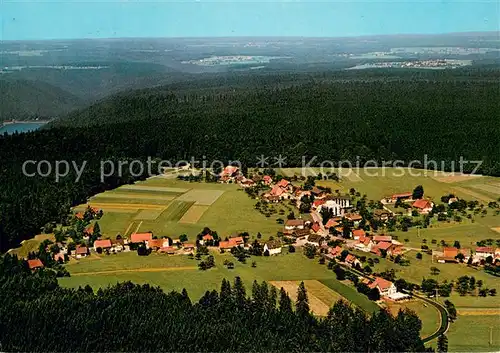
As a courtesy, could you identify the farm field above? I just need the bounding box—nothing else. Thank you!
[442,315,500,352]
[73,176,282,240]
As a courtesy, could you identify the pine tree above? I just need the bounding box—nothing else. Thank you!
[220,278,232,303]
[278,287,292,313]
[437,334,448,353]
[413,185,424,199]
[295,281,309,317]
[267,285,277,311]
[252,280,264,308]
[93,222,101,236]
[233,276,246,308]
[181,288,191,305]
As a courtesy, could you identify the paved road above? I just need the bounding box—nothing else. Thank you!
[310,210,327,235]
[406,291,450,343]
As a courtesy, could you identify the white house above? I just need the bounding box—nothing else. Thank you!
[354,237,373,253]
[263,241,282,255]
[284,219,305,231]
[475,247,495,259]
[317,197,351,217]
[366,277,397,297]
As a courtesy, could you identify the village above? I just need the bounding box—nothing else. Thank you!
[23,165,500,310]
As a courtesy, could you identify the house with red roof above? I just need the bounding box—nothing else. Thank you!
[311,222,321,234]
[377,241,393,254]
[158,246,176,254]
[276,179,290,188]
[354,236,373,252]
[263,175,272,185]
[202,234,214,241]
[74,246,89,259]
[146,238,170,250]
[27,259,44,270]
[373,235,392,243]
[370,245,382,256]
[352,229,366,240]
[325,218,339,229]
[366,277,397,297]
[313,199,326,208]
[75,212,84,220]
[385,192,413,203]
[84,223,95,236]
[220,165,239,177]
[475,247,495,259]
[93,239,112,252]
[130,232,153,244]
[345,254,360,268]
[412,199,434,214]
[330,246,343,257]
[219,239,240,251]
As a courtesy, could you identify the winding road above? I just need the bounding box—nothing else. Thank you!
[407,291,450,343]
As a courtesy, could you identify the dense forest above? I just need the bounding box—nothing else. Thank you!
[1,70,499,252]
[0,254,429,352]
[0,79,84,121]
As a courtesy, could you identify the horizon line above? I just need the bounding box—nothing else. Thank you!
[2,30,499,43]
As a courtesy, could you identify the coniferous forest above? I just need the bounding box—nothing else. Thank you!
[0,254,428,352]
[1,70,500,254]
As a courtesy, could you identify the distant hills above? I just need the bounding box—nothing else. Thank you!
[0,79,84,122]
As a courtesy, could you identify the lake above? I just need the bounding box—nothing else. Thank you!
[0,122,47,135]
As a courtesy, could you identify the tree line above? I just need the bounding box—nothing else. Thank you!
[0,253,431,352]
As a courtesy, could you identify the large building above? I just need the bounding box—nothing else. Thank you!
[317,196,351,217]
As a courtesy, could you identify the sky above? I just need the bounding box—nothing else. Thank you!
[1,0,499,41]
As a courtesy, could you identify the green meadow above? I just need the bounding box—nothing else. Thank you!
[60,251,379,313]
